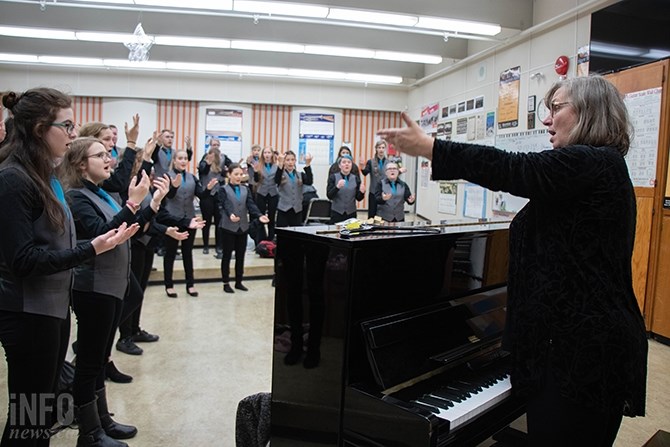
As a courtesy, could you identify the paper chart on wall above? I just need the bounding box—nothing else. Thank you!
[624,87,662,187]
[493,129,551,216]
[299,113,334,165]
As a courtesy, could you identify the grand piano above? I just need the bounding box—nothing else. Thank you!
[271,220,525,446]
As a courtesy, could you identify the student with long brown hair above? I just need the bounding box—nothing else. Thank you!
[0,88,136,446]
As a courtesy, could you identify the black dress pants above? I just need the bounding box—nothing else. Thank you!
[119,241,155,338]
[163,228,196,288]
[200,195,221,250]
[255,193,278,240]
[220,230,248,283]
[0,311,70,446]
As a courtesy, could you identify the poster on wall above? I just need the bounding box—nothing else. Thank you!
[298,113,334,165]
[624,87,661,188]
[438,181,457,215]
[420,103,439,133]
[205,109,243,162]
[463,183,486,219]
[420,159,431,189]
[497,66,520,129]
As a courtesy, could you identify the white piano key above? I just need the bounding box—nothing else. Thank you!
[418,375,512,431]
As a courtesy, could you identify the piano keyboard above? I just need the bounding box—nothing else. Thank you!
[411,372,512,432]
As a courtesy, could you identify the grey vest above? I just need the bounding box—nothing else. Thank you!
[16,204,76,319]
[154,147,173,178]
[256,164,278,197]
[368,157,387,194]
[277,170,303,213]
[377,179,406,222]
[331,173,358,215]
[220,185,250,233]
[165,172,197,219]
[72,187,130,300]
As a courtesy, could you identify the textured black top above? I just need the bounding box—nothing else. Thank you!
[431,139,647,416]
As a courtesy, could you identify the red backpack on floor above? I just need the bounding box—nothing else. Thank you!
[255,240,276,258]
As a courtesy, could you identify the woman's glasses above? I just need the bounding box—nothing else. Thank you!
[51,121,76,135]
[87,151,113,161]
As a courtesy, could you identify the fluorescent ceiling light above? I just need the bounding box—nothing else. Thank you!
[415,17,501,36]
[104,59,167,69]
[76,31,134,43]
[288,68,345,80]
[374,51,442,64]
[228,65,289,76]
[0,53,39,63]
[38,56,104,66]
[590,41,644,57]
[166,62,229,71]
[304,45,375,59]
[70,0,134,4]
[231,40,304,53]
[135,0,232,9]
[344,73,403,84]
[233,0,328,18]
[327,8,418,27]
[0,26,76,40]
[154,35,230,48]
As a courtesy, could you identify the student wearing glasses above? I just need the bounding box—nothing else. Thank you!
[378,76,648,446]
[0,88,137,447]
[61,136,170,446]
[374,162,415,223]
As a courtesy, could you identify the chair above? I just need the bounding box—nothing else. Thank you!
[304,198,331,225]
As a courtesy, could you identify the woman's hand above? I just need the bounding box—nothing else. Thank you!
[91,222,140,254]
[151,174,170,209]
[336,179,345,189]
[165,226,188,241]
[304,152,313,166]
[124,114,140,148]
[206,178,218,190]
[230,214,241,223]
[128,170,151,204]
[171,173,182,189]
[382,192,392,201]
[408,194,416,204]
[377,112,434,160]
[359,182,366,193]
[277,152,285,168]
[259,214,270,224]
[188,217,206,229]
[142,130,159,161]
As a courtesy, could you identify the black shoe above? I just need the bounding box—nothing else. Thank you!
[116,337,143,355]
[72,340,79,354]
[166,288,178,298]
[284,348,302,365]
[156,248,165,257]
[186,287,199,297]
[213,253,223,260]
[235,283,248,291]
[203,247,209,254]
[131,329,159,343]
[303,349,321,369]
[105,361,132,384]
[223,284,234,293]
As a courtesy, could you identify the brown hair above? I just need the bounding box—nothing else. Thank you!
[543,75,631,155]
[0,88,72,231]
[78,122,109,139]
[59,137,102,189]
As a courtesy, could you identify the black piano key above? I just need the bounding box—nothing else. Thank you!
[418,395,454,410]
[455,380,483,393]
[446,385,472,398]
[431,389,462,403]
[410,400,440,414]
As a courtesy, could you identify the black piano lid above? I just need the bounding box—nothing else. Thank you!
[360,286,508,390]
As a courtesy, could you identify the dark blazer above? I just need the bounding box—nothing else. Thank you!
[430,139,647,417]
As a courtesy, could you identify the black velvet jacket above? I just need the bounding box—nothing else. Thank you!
[431,139,647,417]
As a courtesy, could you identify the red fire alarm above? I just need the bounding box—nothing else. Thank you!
[555,55,569,76]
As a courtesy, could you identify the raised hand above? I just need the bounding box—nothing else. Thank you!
[171,173,182,189]
[142,130,159,161]
[124,114,140,145]
[377,112,434,160]
[152,174,170,203]
[128,170,151,203]
[185,135,192,149]
[206,178,218,190]
[277,152,285,167]
[359,182,366,193]
[304,152,313,166]
[91,222,140,254]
